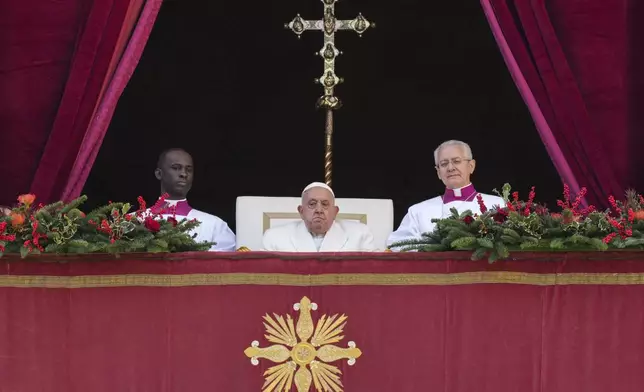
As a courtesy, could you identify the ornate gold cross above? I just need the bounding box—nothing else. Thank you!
[244,296,362,391]
[285,0,373,186]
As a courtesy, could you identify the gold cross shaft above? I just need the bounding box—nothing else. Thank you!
[285,0,373,186]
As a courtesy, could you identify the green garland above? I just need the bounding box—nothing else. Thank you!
[0,194,212,258]
[390,183,644,262]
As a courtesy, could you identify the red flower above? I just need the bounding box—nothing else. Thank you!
[523,186,536,216]
[463,215,474,225]
[580,205,596,216]
[167,217,178,227]
[535,205,548,215]
[0,222,16,252]
[149,193,170,215]
[10,213,25,227]
[603,232,617,244]
[557,184,588,216]
[571,187,587,212]
[135,196,147,217]
[98,219,112,234]
[608,195,622,215]
[23,240,33,253]
[144,217,161,232]
[23,216,46,253]
[493,209,508,223]
[476,194,487,213]
[137,196,147,211]
[607,215,633,240]
[17,194,36,206]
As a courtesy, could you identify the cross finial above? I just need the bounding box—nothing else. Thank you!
[285,0,373,186]
[285,0,373,110]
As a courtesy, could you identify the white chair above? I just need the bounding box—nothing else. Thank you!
[235,196,394,251]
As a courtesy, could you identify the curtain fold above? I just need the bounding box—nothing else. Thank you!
[27,0,133,202]
[0,0,162,205]
[480,0,581,199]
[62,0,163,201]
[481,0,630,208]
[627,0,644,191]
[31,0,164,203]
[0,0,88,204]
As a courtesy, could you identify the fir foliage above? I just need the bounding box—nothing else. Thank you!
[0,193,213,259]
[390,183,644,262]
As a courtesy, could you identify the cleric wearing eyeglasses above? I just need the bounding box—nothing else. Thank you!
[387,140,504,250]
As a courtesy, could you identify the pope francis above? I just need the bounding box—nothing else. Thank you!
[261,182,376,252]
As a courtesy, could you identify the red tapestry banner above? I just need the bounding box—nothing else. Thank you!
[0,251,643,391]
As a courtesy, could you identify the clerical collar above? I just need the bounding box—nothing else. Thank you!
[442,184,477,203]
[163,199,193,216]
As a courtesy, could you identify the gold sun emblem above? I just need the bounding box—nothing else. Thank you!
[244,296,362,392]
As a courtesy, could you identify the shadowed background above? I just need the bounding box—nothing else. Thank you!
[82,0,561,230]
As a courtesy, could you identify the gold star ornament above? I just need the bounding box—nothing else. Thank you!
[244,296,362,391]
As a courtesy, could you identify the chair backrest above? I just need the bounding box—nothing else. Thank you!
[235,196,394,250]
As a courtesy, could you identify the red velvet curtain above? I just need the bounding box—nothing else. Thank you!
[628,0,644,190]
[483,0,641,208]
[61,0,163,201]
[0,0,156,205]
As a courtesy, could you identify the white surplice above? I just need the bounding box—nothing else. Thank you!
[261,220,376,252]
[387,185,504,249]
[150,199,236,252]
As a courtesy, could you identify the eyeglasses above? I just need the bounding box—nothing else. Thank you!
[436,158,471,169]
[306,200,331,210]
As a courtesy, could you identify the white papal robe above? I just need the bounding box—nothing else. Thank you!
[261,220,376,252]
[151,199,236,252]
[386,184,504,249]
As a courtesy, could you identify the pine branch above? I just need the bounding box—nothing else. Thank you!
[450,237,478,249]
[495,241,510,259]
[549,238,565,249]
[471,247,488,260]
[39,201,65,214]
[624,237,644,248]
[60,195,88,214]
[477,238,494,249]
[398,243,447,252]
[500,235,520,244]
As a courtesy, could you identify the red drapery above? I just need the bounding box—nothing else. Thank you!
[61,0,163,201]
[0,251,644,391]
[481,0,641,208]
[0,0,161,205]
